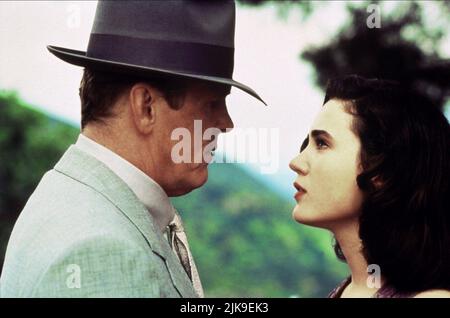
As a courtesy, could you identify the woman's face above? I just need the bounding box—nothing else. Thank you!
[289,99,364,229]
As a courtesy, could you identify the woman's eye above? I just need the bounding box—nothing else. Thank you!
[315,138,328,150]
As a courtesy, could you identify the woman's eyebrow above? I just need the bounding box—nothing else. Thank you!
[300,135,309,152]
[310,129,333,140]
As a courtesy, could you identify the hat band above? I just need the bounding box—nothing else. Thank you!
[87,34,234,78]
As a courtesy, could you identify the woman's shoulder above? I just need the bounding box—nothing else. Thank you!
[328,276,351,298]
[414,289,450,298]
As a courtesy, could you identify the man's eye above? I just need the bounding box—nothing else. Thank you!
[208,100,222,108]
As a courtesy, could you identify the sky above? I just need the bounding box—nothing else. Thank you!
[1,1,448,198]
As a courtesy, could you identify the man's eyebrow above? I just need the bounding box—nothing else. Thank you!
[216,87,231,98]
[310,129,333,140]
[210,84,231,97]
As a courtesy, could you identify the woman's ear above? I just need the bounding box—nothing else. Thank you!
[371,175,383,189]
[128,83,158,134]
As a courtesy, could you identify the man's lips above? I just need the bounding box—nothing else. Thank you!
[203,144,217,153]
[200,143,217,165]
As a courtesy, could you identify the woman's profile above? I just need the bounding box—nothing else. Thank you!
[289,75,450,298]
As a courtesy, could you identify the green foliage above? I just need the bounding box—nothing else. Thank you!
[238,0,318,21]
[301,2,450,111]
[0,92,348,297]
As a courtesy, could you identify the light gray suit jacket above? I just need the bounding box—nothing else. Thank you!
[0,145,198,298]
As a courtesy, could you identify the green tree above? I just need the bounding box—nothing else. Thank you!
[239,0,450,111]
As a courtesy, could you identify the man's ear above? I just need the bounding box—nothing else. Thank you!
[128,83,159,134]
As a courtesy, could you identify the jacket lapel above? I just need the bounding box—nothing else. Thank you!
[54,145,197,297]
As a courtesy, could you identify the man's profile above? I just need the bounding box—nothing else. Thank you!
[0,1,264,298]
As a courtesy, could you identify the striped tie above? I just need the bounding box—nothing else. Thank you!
[168,212,204,297]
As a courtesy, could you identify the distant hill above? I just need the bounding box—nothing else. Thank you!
[0,91,348,297]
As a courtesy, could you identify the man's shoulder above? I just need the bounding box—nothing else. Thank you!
[1,232,165,297]
[13,165,149,244]
[0,168,168,297]
[1,168,150,276]
[17,168,129,232]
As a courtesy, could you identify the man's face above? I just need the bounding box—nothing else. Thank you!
[149,81,234,196]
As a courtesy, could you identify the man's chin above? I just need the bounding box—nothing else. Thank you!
[169,166,209,197]
[189,165,209,190]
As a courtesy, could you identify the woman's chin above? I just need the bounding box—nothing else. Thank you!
[292,204,309,224]
[292,204,328,228]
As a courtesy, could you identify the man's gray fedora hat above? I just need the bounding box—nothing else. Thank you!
[47,0,266,105]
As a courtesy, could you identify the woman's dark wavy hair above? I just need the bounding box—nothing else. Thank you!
[324,75,450,293]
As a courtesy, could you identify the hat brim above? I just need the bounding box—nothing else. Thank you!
[47,45,266,105]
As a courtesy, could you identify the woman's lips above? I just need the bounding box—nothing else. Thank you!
[294,191,305,201]
[293,182,307,201]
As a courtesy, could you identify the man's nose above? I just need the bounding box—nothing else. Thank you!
[217,105,234,133]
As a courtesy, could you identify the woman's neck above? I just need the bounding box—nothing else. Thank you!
[333,220,382,297]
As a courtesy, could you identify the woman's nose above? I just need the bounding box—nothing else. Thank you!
[289,153,309,175]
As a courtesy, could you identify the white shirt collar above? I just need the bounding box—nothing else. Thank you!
[74,133,175,233]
